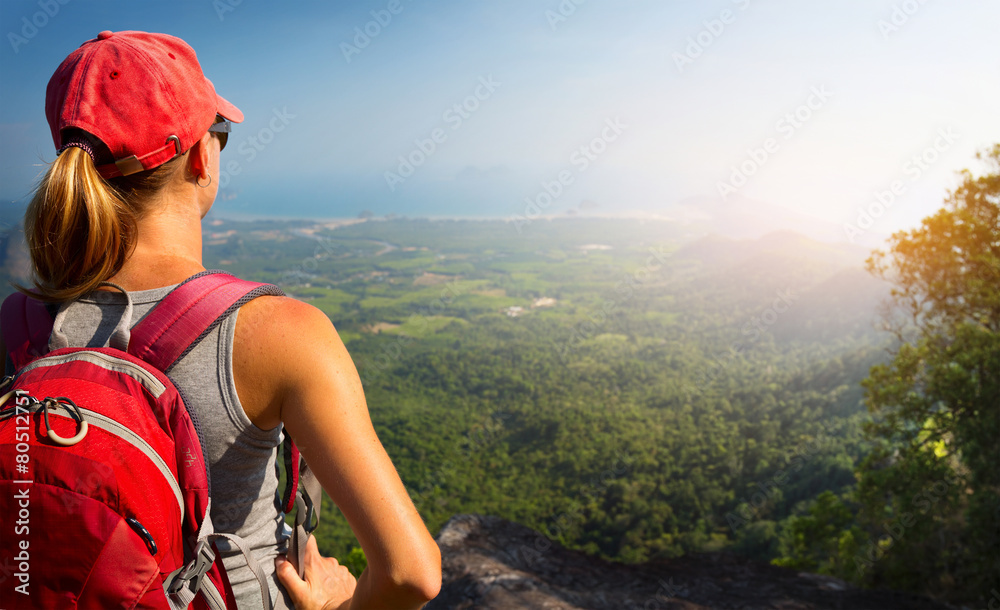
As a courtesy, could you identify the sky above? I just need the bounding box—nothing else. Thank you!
[1,0,999,241]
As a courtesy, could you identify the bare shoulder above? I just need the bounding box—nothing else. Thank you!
[232,296,355,429]
[236,295,334,344]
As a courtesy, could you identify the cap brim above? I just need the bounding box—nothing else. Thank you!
[216,93,243,124]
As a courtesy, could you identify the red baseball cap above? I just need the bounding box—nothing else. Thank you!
[46,30,243,179]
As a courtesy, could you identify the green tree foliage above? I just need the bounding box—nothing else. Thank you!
[342,547,367,578]
[189,210,923,597]
[855,144,1000,603]
[771,490,864,579]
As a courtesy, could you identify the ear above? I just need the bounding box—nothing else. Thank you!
[187,131,216,182]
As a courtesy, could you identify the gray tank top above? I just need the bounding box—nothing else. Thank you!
[53,284,293,609]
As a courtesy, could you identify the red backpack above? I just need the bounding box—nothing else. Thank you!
[0,271,319,610]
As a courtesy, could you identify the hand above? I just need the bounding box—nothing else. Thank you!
[275,535,357,610]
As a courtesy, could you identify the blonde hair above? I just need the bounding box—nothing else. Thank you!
[20,141,185,302]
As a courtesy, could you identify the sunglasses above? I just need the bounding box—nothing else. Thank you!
[208,115,231,151]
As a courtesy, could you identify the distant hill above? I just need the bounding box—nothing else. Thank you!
[428,514,951,610]
[675,230,871,269]
[670,230,890,343]
[773,267,891,343]
[665,194,891,248]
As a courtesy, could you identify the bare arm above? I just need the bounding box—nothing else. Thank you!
[234,297,441,609]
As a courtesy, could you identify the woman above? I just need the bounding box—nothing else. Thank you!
[4,30,440,609]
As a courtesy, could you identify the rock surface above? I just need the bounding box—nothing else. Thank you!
[426,514,952,610]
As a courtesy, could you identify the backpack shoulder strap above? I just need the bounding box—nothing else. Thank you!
[128,270,284,374]
[1,292,55,370]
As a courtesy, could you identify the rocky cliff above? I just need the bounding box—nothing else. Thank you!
[427,514,952,610]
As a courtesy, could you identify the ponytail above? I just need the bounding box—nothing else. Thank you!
[20,141,183,302]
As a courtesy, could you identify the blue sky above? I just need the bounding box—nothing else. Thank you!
[1,0,999,239]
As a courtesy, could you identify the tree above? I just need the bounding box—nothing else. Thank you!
[342,546,368,578]
[857,144,1000,603]
[772,491,864,579]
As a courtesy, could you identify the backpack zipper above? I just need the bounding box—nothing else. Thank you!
[44,403,185,520]
[19,350,166,397]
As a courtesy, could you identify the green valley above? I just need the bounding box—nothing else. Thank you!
[198,217,886,567]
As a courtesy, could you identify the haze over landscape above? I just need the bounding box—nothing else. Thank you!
[2,0,1000,244]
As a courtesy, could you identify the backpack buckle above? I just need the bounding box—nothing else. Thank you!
[166,539,216,596]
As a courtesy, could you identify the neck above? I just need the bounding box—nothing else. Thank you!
[107,193,207,291]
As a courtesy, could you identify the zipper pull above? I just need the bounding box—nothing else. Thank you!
[126,517,158,555]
